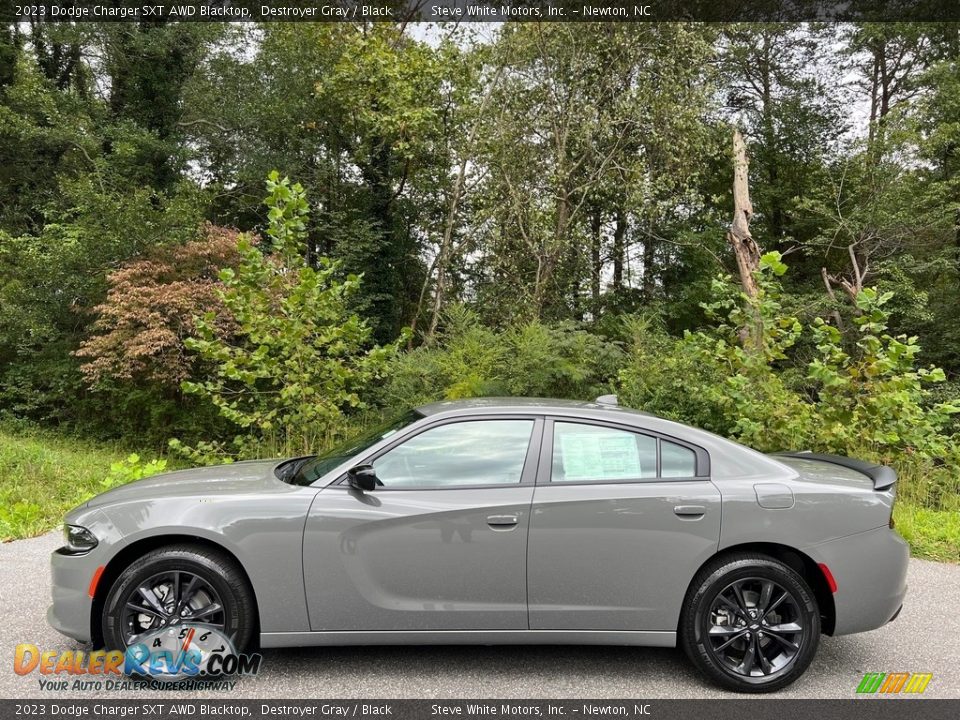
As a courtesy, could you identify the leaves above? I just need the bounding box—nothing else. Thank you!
[178,175,397,458]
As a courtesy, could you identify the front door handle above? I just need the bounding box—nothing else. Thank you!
[486,514,519,528]
[674,505,706,517]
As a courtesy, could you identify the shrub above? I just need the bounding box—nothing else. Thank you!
[179,173,397,459]
[381,307,624,411]
[75,224,242,388]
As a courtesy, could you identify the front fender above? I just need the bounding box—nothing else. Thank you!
[95,488,318,634]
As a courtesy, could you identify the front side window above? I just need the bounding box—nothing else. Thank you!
[551,422,700,482]
[372,420,534,488]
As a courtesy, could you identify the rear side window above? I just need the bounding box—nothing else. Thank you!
[661,440,697,478]
[552,423,657,482]
[551,422,700,482]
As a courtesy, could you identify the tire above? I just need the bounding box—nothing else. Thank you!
[679,553,820,693]
[101,544,256,656]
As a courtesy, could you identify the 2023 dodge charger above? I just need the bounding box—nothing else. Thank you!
[49,397,908,692]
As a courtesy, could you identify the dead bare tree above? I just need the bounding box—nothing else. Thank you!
[727,129,761,299]
[822,243,870,316]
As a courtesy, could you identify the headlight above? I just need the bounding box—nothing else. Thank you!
[62,524,98,554]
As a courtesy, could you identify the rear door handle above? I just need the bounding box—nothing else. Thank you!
[486,514,519,528]
[674,505,706,517]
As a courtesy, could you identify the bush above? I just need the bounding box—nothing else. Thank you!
[381,307,625,411]
[179,174,398,459]
[619,253,960,515]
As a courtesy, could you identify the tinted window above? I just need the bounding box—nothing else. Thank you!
[372,420,534,488]
[661,440,697,478]
[552,422,657,482]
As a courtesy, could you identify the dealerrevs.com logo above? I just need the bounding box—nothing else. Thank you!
[14,623,262,691]
[856,672,933,695]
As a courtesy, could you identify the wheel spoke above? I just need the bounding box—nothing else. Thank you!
[716,593,749,620]
[757,580,774,614]
[737,636,757,675]
[137,586,168,616]
[763,628,801,651]
[731,583,750,615]
[188,602,222,620]
[126,602,163,617]
[764,622,802,634]
[756,637,774,675]
[173,575,200,616]
[762,591,788,619]
[709,624,744,635]
[715,630,748,652]
[181,621,225,633]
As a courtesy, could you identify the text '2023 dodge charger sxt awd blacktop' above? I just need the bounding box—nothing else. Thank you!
[49,397,908,692]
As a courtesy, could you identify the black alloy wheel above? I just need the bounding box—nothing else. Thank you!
[705,577,806,679]
[101,544,255,656]
[119,570,227,646]
[680,553,821,693]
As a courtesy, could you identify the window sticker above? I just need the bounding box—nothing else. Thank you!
[558,429,643,480]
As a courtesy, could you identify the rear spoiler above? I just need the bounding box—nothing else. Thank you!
[775,451,897,491]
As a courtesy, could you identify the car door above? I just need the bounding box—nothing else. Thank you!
[302,416,542,632]
[527,418,721,632]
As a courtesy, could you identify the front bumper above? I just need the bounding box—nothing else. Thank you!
[804,526,909,636]
[48,547,96,644]
[47,508,120,645]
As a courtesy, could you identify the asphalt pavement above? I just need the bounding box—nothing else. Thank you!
[1,531,958,699]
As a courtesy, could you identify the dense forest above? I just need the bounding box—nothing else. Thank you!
[2,20,960,550]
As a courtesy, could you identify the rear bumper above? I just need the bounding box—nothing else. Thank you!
[803,526,908,636]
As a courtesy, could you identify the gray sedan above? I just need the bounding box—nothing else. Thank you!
[49,397,908,692]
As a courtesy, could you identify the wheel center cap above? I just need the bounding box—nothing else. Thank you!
[750,623,760,630]
[169,617,180,626]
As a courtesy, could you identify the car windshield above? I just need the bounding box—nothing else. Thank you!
[284,410,423,486]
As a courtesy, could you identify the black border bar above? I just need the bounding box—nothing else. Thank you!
[7,1,960,24]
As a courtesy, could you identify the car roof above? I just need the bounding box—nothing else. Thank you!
[415,397,655,418]
[415,397,793,481]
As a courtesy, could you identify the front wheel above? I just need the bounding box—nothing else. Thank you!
[101,544,256,659]
[680,553,820,693]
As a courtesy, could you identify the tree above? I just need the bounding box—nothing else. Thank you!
[181,174,396,457]
[76,225,242,389]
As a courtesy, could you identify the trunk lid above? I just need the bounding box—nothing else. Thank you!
[772,451,896,491]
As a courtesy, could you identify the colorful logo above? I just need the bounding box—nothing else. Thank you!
[15,623,261,681]
[856,672,933,695]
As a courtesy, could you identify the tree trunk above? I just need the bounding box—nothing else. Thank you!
[727,129,760,299]
[590,208,602,315]
[612,209,626,291]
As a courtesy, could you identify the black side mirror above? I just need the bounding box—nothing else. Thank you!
[347,464,378,492]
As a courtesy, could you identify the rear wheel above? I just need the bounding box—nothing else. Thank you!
[101,544,255,655]
[680,553,820,693]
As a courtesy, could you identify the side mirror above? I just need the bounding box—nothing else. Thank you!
[347,464,378,492]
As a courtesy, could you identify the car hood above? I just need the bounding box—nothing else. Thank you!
[84,459,285,508]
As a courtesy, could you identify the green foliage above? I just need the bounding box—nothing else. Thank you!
[671,254,814,451]
[808,289,960,459]
[617,314,731,435]
[100,454,168,492]
[180,174,397,458]
[0,427,173,541]
[622,253,960,470]
[381,307,624,410]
